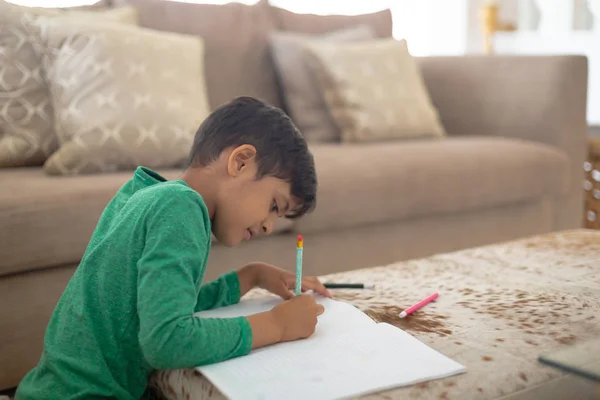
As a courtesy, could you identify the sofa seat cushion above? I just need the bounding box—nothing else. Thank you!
[295,136,570,234]
[0,168,294,276]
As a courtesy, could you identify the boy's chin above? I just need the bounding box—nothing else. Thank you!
[212,232,241,247]
[211,221,244,247]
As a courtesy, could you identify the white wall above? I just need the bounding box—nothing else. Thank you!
[423,0,470,55]
[269,0,470,56]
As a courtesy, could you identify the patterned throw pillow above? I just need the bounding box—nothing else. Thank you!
[304,38,447,143]
[38,18,210,175]
[270,25,375,143]
[0,1,138,167]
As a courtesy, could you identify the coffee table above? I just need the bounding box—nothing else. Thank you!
[148,229,600,399]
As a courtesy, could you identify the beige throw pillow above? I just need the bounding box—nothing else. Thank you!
[304,38,446,143]
[38,18,210,175]
[270,25,375,143]
[0,1,138,167]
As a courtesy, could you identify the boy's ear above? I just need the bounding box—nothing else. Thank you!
[227,144,257,177]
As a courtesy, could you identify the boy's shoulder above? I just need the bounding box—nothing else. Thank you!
[128,180,208,219]
[138,180,197,198]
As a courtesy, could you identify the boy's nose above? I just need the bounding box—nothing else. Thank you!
[261,219,273,235]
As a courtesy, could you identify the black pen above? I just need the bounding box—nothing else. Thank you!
[324,283,374,289]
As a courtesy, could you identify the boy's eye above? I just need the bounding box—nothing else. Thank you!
[271,201,279,214]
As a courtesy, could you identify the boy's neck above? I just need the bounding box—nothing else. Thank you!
[180,167,218,219]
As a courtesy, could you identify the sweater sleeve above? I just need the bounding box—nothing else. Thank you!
[195,271,242,312]
[136,190,252,370]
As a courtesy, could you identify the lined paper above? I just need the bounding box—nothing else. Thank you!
[194,296,466,400]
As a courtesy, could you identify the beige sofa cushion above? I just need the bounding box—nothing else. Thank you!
[304,38,447,143]
[0,168,294,276]
[112,0,282,110]
[0,2,138,168]
[272,6,393,38]
[294,136,570,234]
[38,18,210,175]
[270,25,375,143]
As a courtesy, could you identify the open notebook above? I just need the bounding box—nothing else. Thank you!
[194,295,466,400]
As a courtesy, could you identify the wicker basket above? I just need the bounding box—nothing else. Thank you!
[584,138,600,229]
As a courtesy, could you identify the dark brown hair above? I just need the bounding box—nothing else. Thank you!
[189,96,317,218]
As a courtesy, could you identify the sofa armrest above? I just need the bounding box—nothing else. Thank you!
[417,55,588,229]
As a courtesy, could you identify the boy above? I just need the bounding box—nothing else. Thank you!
[15,97,331,399]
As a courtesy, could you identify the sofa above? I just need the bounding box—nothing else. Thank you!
[0,0,588,391]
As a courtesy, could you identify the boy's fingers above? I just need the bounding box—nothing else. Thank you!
[285,277,300,289]
[303,277,332,298]
[272,284,293,300]
[287,279,311,292]
[286,276,332,298]
[315,304,325,316]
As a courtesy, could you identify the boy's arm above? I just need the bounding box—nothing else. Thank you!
[195,271,242,312]
[195,262,261,311]
[137,193,256,370]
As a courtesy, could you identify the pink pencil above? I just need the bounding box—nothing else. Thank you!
[399,292,439,318]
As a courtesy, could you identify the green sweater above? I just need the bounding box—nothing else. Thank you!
[16,167,253,400]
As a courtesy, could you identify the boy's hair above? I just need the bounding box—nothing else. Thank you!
[188,96,317,219]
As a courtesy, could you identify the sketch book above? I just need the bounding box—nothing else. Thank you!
[194,295,466,400]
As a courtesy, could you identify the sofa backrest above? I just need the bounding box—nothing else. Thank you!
[110,0,393,112]
[271,6,392,37]
[110,0,281,110]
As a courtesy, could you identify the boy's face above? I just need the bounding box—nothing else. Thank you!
[212,145,297,246]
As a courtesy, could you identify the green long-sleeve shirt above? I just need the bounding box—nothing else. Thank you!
[16,167,252,400]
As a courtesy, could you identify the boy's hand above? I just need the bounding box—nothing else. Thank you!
[247,294,325,348]
[271,294,325,342]
[238,262,332,300]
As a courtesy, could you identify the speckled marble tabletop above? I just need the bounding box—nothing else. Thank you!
[149,229,600,400]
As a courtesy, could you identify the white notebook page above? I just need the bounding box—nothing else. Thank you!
[194,296,466,400]
[194,296,376,341]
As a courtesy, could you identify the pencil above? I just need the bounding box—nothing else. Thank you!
[295,235,303,296]
[324,283,374,289]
